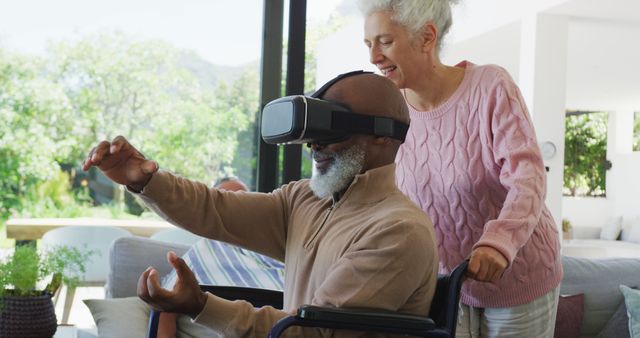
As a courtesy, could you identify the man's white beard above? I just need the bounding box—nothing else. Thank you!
[309,144,365,199]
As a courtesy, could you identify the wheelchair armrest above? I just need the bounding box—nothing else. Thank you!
[200,285,284,309]
[297,305,435,331]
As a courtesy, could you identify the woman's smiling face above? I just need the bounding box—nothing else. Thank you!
[364,10,428,89]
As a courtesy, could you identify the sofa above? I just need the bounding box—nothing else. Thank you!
[564,217,640,258]
[81,236,640,338]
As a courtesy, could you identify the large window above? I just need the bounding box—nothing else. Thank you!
[563,111,608,197]
[0,1,264,236]
[292,0,372,180]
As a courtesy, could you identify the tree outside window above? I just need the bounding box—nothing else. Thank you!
[563,111,608,197]
[0,34,260,222]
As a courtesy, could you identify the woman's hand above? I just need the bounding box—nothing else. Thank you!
[467,246,508,283]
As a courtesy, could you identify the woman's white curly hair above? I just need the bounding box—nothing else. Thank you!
[357,0,459,52]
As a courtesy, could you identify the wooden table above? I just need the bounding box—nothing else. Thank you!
[5,217,174,241]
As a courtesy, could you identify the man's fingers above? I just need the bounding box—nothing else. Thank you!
[110,135,127,154]
[137,267,152,301]
[167,251,196,283]
[141,160,159,175]
[82,146,97,171]
[90,140,112,164]
[146,268,170,298]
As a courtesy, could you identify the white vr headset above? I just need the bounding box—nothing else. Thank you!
[261,70,409,145]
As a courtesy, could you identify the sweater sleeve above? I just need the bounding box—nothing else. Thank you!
[473,70,548,264]
[136,170,288,261]
[193,220,437,337]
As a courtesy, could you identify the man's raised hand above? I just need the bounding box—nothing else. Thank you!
[82,135,158,191]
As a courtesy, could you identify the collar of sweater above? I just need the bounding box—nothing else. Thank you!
[330,163,398,206]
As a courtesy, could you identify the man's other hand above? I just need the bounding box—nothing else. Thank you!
[137,251,208,319]
[82,135,158,191]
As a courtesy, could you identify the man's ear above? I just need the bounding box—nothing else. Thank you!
[373,137,390,145]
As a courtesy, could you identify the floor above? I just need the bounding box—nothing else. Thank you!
[54,285,103,330]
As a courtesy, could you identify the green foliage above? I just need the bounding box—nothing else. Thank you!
[46,32,256,182]
[0,50,76,220]
[16,170,93,218]
[0,245,94,299]
[1,32,260,218]
[562,219,572,233]
[563,112,608,197]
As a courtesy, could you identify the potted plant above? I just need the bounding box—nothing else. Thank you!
[562,218,573,240]
[0,245,93,338]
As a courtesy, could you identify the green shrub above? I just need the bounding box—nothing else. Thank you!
[16,170,93,218]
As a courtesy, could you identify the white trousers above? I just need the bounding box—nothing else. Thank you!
[455,287,560,338]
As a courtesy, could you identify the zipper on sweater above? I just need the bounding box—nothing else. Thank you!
[304,204,335,249]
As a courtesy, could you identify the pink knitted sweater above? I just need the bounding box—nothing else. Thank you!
[395,61,563,308]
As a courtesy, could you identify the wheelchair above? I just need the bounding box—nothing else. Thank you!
[148,260,468,338]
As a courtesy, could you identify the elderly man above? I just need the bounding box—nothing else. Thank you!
[82,71,438,337]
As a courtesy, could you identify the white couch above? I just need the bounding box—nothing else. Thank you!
[563,218,640,258]
[99,237,640,338]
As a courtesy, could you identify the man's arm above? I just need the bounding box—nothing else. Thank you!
[83,136,288,260]
[136,170,288,261]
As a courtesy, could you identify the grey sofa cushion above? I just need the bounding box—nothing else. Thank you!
[595,301,630,338]
[107,236,189,298]
[561,256,640,338]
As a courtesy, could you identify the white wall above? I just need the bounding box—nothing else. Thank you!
[448,0,570,44]
[608,152,640,221]
[315,1,640,230]
[441,21,521,81]
[315,18,376,85]
[562,197,610,228]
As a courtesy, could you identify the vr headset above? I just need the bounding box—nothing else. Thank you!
[261,70,409,145]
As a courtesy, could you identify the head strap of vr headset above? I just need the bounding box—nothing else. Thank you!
[311,70,409,142]
[311,70,372,98]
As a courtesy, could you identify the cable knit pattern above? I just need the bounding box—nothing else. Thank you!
[396,61,563,308]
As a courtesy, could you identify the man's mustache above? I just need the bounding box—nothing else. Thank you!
[312,151,334,162]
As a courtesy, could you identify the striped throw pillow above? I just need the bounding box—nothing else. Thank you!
[161,239,284,291]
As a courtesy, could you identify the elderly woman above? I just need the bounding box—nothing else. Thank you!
[357,1,563,337]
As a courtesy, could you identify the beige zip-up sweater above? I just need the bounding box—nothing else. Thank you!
[137,163,438,337]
